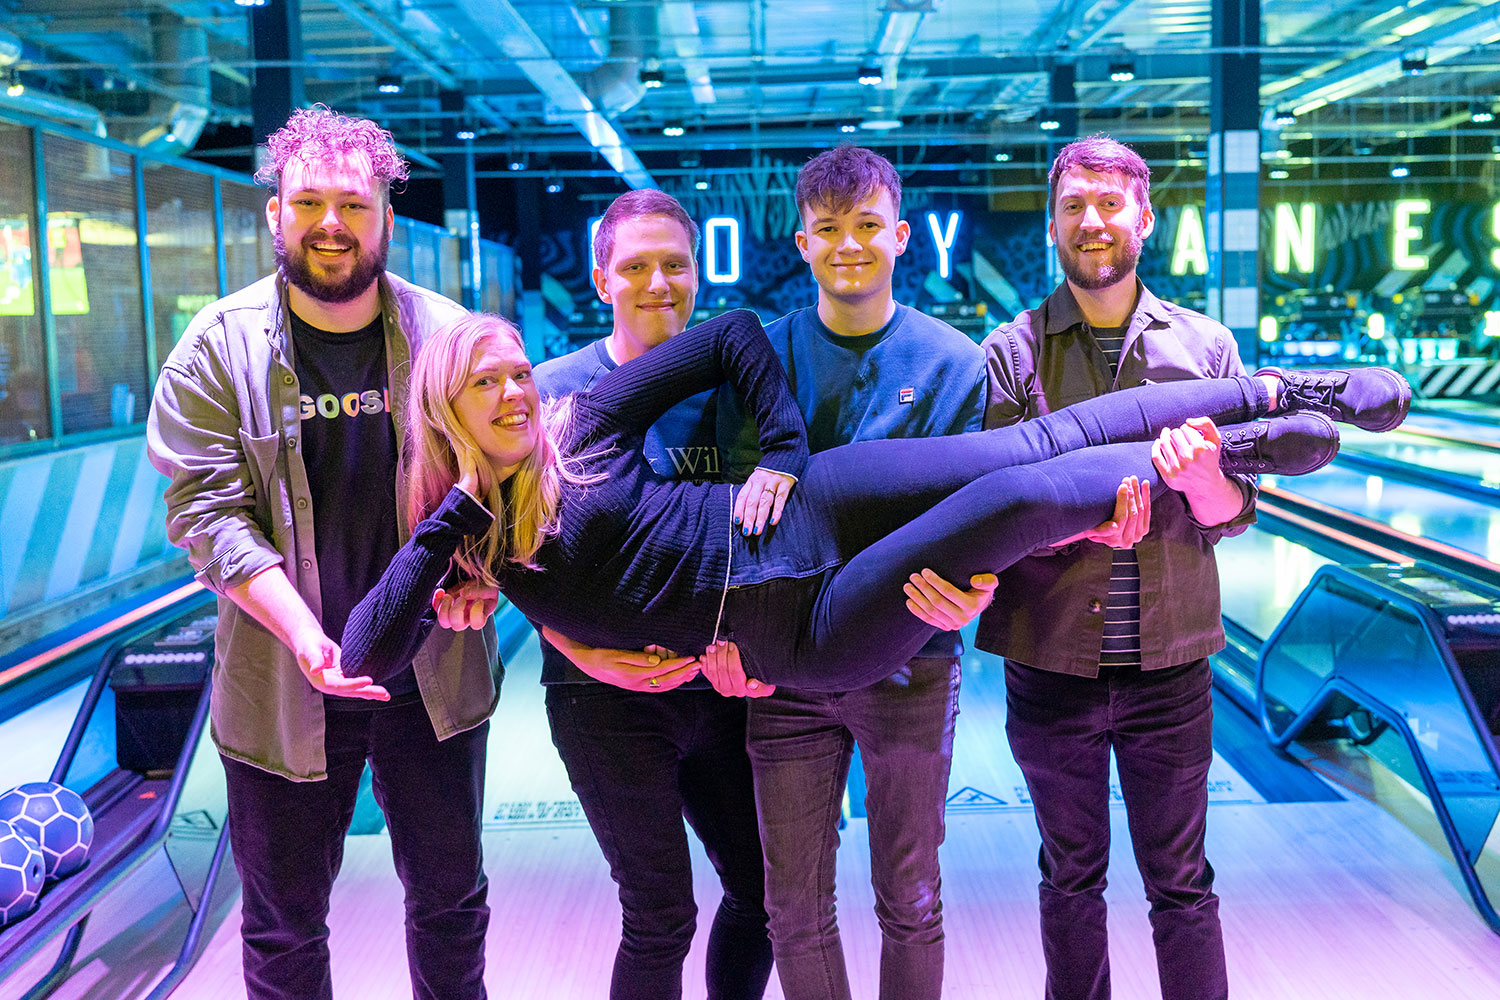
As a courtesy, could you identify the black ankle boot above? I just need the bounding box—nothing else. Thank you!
[1255,366,1411,432]
[1219,412,1340,475]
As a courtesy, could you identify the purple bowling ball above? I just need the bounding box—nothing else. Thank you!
[0,819,44,925]
[0,783,94,881]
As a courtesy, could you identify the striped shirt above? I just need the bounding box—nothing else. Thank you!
[1092,323,1142,669]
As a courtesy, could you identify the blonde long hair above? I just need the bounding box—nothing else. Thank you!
[405,313,592,584]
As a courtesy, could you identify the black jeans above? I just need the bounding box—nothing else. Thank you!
[222,699,490,1000]
[727,375,1271,691]
[1005,658,1227,1000]
[747,657,961,1000]
[546,684,773,1000]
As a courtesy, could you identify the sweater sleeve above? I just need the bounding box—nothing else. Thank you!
[340,486,496,684]
[580,309,808,478]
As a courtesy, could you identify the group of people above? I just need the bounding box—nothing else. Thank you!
[147,106,1408,1000]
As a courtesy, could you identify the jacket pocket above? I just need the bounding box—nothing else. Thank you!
[238,428,286,541]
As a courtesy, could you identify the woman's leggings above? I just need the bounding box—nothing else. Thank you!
[724,374,1273,691]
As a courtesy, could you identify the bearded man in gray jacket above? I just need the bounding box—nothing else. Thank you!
[148,107,497,1000]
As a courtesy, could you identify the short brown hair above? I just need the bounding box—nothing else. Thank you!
[795,145,902,219]
[1048,135,1151,214]
[593,190,700,270]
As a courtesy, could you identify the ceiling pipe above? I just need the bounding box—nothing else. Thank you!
[0,27,107,144]
[456,0,655,188]
[0,87,111,179]
[0,28,22,68]
[579,1,651,118]
[126,11,210,154]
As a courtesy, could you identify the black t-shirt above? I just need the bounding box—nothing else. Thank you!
[289,308,419,704]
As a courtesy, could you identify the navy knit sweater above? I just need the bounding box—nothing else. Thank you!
[341,309,808,681]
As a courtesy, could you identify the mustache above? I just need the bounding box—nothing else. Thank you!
[304,233,357,249]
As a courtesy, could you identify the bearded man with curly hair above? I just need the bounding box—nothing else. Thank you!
[148,106,498,1000]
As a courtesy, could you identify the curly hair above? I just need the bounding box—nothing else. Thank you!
[254,105,409,201]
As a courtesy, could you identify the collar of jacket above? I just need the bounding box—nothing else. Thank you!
[261,270,403,359]
[1041,278,1172,338]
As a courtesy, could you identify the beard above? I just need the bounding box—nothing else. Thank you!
[275,224,389,304]
[1058,227,1145,291]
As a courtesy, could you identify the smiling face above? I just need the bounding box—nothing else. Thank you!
[452,333,540,483]
[796,187,910,308]
[594,214,698,362]
[268,150,394,304]
[1049,165,1155,292]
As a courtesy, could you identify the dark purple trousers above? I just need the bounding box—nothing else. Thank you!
[222,698,490,1000]
[1005,657,1227,1000]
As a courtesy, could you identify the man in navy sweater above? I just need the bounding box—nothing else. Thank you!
[530,189,774,1000]
[718,145,991,1000]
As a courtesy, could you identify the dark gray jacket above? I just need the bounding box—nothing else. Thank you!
[148,272,499,780]
[977,281,1256,676]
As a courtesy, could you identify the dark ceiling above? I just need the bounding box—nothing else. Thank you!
[3,0,1498,225]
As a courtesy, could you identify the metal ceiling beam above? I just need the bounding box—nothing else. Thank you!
[1266,3,1500,116]
[323,0,513,134]
[660,1,715,105]
[449,0,655,188]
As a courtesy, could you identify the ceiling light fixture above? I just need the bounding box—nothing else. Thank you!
[232,0,268,7]
[993,151,1011,162]
[857,64,883,87]
[1039,117,1061,131]
[546,180,563,194]
[1274,107,1296,126]
[1269,169,1289,180]
[456,129,476,141]
[4,72,22,98]
[1390,165,1410,178]
[1472,103,1495,124]
[376,75,403,95]
[839,122,859,133]
[1400,51,1427,75]
[662,122,685,137]
[695,180,710,191]
[859,116,903,131]
[1108,61,1135,83]
[640,67,664,89]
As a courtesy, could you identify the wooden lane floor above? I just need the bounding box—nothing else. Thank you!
[9,631,1500,998]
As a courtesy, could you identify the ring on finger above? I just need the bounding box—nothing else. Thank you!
[647,677,660,688]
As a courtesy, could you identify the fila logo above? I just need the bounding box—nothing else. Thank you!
[899,387,915,405]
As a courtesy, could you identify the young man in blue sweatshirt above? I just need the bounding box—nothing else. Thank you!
[718,145,992,1000]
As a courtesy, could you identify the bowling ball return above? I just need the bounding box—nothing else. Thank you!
[0,591,231,999]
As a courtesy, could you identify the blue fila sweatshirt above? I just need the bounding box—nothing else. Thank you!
[719,303,987,658]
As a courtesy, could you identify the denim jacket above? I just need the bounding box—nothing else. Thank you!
[976,281,1257,676]
[147,272,500,780]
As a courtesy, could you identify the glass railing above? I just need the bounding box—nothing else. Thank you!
[1257,562,1500,932]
